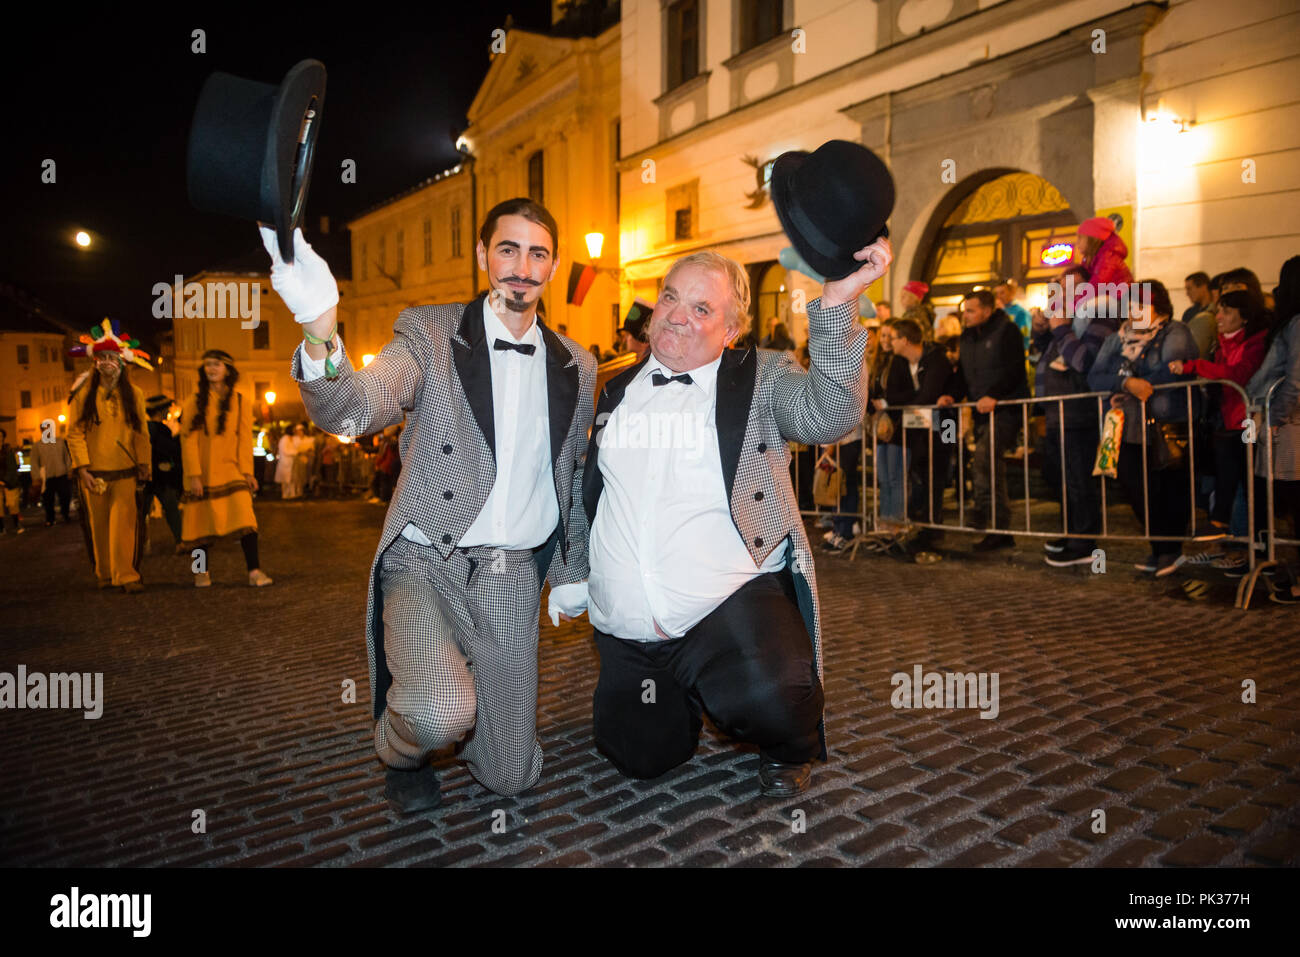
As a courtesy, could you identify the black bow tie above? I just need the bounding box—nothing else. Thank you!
[493,339,536,356]
[651,371,693,387]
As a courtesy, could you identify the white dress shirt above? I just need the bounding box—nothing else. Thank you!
[570,352,785,641]
[296,297,556,551]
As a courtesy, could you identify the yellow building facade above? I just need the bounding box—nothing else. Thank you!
[0,328,75,444]
[346,167,477,360]
[461,24,623,351]
[617,0,1300,340]
[168,268,356,425]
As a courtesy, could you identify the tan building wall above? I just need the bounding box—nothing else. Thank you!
[464,25,623,350]
[0,332,76,443]
[1137,0,1300,294]
[347,168,477,358]
[618,0,1296,340]
[169,272,356,425]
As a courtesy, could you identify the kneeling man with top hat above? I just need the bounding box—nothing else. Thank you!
[561,141,894,796]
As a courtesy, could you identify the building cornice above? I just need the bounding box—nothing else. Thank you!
[619,0,1166,168]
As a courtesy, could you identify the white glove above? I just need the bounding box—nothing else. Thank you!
[258,226,340,324]
[547,581,590,627]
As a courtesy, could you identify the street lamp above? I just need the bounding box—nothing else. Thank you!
[585,231,604,261]
[75,231,91,248]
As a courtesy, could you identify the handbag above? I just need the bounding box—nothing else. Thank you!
[812,448,845,506]
[872,410,895,443]
[1146,419,1188,471]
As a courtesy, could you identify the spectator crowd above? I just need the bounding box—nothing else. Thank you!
[761,218,1300,606]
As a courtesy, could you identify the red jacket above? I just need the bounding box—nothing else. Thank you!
[1085,232,1133,289]
[1185,328,1268,429]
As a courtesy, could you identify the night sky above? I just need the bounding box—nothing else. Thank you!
[1,5,553,340]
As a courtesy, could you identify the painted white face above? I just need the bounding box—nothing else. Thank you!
[95,352,122,384]
[476,214,558,316]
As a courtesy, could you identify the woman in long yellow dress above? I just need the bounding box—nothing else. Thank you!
[180,349,273,587]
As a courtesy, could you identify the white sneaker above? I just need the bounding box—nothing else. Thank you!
[248,569,274,587]
[194,571,212,588]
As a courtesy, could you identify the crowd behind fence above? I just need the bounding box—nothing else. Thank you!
[794,377,1297,596]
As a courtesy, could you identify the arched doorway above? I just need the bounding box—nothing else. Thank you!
[754,261,788,343]
[742,260,793,344]
[919,171,1078,316]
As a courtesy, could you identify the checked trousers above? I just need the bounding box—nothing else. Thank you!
[374,535,544,796]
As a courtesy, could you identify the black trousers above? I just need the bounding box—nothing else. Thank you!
[592,570,824,779]
[1211,429,1248,526]
[1117,441,1190,558]
[42,474,72,522]
[906,430,951,527]
[1040,425,1103,547]
[831,439,862,538]
[971,412,1019,530]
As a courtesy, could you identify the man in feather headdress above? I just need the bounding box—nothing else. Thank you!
[65,321,153,593]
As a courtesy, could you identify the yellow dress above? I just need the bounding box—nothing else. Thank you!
[66,380,151,586]
[180,389,258,545]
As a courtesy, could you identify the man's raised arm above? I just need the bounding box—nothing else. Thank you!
[262,226,425,437]
[772,236,892,444]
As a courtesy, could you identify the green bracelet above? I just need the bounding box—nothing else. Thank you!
[303,324,338,378]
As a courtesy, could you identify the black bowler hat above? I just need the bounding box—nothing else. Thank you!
[619,298,653,342]
[770,140,895,282]
[145,394,173,415]
[187,60,327,264]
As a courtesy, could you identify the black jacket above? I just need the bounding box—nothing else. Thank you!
[1032,314,1121,430]
[148,420,183,489]
[949,309,1029,409]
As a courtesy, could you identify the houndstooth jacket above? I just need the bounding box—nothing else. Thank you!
[291,293,598,719]
[582,296,868,757]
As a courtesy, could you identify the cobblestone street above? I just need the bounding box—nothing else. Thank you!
[2,498,1297,867]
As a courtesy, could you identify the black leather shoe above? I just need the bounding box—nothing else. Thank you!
[757,756,813,797]
[972,533,1014,552]
[384,764,442,814]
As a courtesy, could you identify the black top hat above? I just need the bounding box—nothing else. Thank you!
[619,299,653,341]
[187,60,326,264]
[770,140,895,282]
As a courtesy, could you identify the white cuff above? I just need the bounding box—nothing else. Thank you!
[298,337,345,382]
[547,581,589,627]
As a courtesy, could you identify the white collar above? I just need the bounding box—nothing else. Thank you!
[638,350,723,398]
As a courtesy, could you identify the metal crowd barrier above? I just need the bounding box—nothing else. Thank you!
[1236,376,1299,607]
[791,377,1299,606]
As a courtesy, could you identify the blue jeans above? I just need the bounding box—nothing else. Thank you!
[877,442,906,522]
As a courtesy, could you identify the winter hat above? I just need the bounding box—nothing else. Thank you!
[1078,217,1115,241]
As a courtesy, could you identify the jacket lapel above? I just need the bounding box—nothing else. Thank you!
[450,294,495,459]
[583,353,649,526]
[539,321,580,474]
[715,346,757,500]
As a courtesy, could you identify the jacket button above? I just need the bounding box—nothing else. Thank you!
[441,534,452,544]
[757,442,767,453]
[443,444,453,454]
[443,490,453,500]
[754,537,764,548]
[754,491,764,501]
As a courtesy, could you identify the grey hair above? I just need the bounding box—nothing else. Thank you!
[663,250,751,333]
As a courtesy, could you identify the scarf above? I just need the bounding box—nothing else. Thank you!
[1118,314,1168,362]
